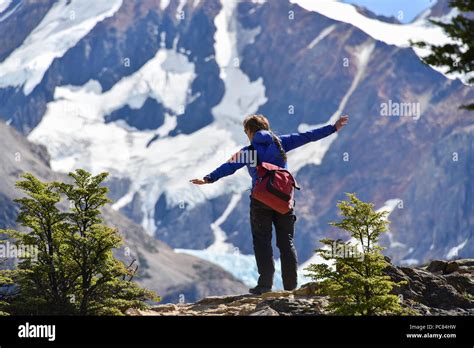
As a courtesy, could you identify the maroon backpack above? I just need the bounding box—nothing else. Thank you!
[251,161,300,214]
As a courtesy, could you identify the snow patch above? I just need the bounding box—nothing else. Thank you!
[0,0,11,14]
[0,0,20,23]
[176,0,186,15]
[447,239,468,259]
[28,47,198,235]
[307,24,336,49]
[376,199,406,249]
[160,0,170,11]
[298,247,334,285]
[212,0,267,135]
[112,191,134,211]
[376,198,402,215]
[0,0,122,95]
[400,258,419,266]
[212,0,267,139]
[291,0,450,48]
[206,193,242,253]
[214,0,236,79]
[290,0,468,83]
[154,113,178,138]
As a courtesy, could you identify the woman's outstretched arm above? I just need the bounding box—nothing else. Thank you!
[280,115,348,152]
[190,146,250,185]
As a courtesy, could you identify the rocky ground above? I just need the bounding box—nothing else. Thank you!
[127,258,473,316]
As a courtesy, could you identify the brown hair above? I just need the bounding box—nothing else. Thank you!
[243,114,287,162]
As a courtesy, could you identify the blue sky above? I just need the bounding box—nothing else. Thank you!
[342,0,436,23]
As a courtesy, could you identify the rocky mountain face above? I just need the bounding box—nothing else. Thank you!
[128,258,474,316]
[0,122,247,303]
[0,0,223,134]
[0,0,56,62]
[223,0,474,264]
[0,0,472,286]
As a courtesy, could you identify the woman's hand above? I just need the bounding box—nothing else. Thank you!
[190,178,210,185]
[334,115,349,132]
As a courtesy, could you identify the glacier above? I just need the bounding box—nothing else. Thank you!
[342,0,434,23]
[27,0,269,237]
[291,0,451,48]
[0,0,122,95]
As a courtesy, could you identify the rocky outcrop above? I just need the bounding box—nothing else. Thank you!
[384,258,474,315]
[126,287,329,316]
[129,259,473,316]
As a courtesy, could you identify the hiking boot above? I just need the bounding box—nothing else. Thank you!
[249,286,272,295]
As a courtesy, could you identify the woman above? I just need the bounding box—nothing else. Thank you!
[191,114,348,294]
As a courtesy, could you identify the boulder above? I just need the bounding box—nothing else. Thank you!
[426,260,447,273]
[249,306,280,316]
[445,261,460,274]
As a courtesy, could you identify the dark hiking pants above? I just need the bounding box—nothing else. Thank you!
[250,197,298,290]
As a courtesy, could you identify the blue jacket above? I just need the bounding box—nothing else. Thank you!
[204,124,337,187]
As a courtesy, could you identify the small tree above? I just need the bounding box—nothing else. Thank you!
[412,0,474,110]
[0,170,158,315]
[305,193,405,315]
[3,173,71,314]
[0,254,15,316]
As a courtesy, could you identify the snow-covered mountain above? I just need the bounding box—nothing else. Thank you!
[0,120,247,302]
[0,0,472,289]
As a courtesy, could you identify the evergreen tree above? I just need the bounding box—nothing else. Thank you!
[0,253,14,316]
[412,0,474,110]
[0,170,158,315]
[305,193,406,315]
